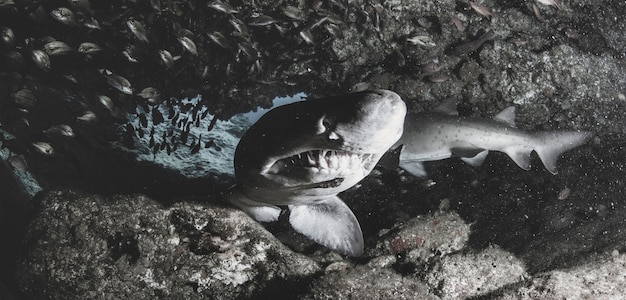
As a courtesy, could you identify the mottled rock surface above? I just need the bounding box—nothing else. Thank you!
[17,190,319,299]
[305,263,437,300]
[495,252,626,299]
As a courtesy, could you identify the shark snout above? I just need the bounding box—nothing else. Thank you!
[333,89,407,153]
[362,90,407,130]
[368,89,406,117]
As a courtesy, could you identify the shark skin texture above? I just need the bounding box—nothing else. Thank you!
[392,99,592,177]
[226,90,407,256]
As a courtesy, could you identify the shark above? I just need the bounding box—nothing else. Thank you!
[226,90,407,256]
[392,99,592,177]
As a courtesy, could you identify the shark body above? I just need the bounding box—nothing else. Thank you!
[394,100,592,177]
[227,90,406,256]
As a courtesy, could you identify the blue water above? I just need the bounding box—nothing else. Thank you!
[117,93,307,177]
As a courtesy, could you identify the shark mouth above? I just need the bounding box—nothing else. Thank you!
[287,150,372,170]
[269,149,374,187]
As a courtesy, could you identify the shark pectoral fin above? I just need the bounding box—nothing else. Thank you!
[288,196,364,257]
[460,150,489,167]
[399,161,428,177]
[226,188,281,222]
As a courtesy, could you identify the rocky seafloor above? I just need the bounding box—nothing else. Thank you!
[1,0,626,299]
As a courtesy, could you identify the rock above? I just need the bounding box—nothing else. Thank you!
[495,253,626,299]
[368,211,470,264]
[16,190,320,299]
[305,263,438,300]
[424,245,527,299]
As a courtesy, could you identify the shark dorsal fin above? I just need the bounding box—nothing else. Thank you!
[432,98,459,115]
[493,106,516,127]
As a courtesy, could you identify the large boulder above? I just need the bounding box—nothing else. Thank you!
[16,190,320,299]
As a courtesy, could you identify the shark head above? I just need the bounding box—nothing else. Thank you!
[234,89,406,203]
[228,90,406,256]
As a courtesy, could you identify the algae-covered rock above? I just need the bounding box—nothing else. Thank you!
[16,190,319,299]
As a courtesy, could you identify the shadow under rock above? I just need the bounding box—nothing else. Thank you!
[457,141,626,273]
[354,139,625,274]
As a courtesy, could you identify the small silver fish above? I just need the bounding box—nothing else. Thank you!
[158,49,174,69]
[32,142,54,156]
[325,23,343,38]
[7,154,27,171]
[299,28,314,45]
[31,49,51,71]
[122,45,140,63]
[282,5,306,21]
[97,95,114,110]
[44,41,73,56]
[137,87,161,99]
[2,27,15,47]
[469,0,492,18]
[237,41,258,59]
[83,17,101,30]
[536,0,561,9]
[450,16,466,32]
[207,0,238,14]
[229,17,249,36]
[44,124,75,137]
[78,42,103,54]
[76,111,97,122]
[127,19,149,43]
[207,31,231,48]
[248,15,277,26]
[105,74,133,94]
[12,89,37,107]
[50,7,77,26]
[177,36,198,55]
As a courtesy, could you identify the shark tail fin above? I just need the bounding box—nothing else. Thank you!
[288,196,364,257]
[226,188,281,222]
[532,130,593,174]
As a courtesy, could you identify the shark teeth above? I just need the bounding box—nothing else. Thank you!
[284,149,367,172]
